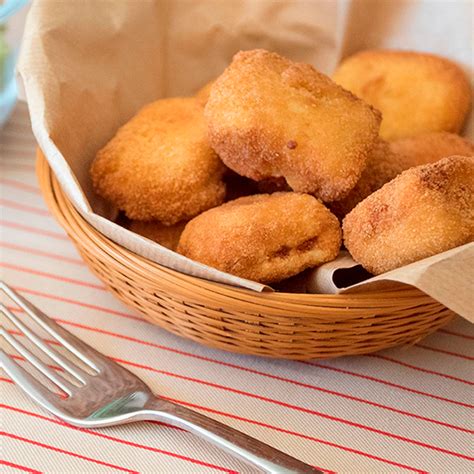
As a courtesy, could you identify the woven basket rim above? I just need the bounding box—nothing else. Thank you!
[36,150,455,359]
[36,150,430,308]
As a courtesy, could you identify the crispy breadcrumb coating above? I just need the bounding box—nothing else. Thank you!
[333,50,471,140]
[343,156,474,275]
[205,49,381,202]
[390,132,474,167]
[177,192,342,283]
[91,97,226,224]
[332,134,474,218]
[330,140,405,218]
[128,220,186,251]
[195,80,214,104]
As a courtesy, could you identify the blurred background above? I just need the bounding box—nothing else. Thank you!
[0,0,28,127]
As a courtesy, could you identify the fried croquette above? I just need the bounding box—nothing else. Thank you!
[177,192,342,283]
[90,97,226,225]
[331,134,474,218]
[128,220,186,251]
[330,140,406,218]
[205,49,381,202]
[343,156,474,275]
[195,80,215,104]
[333,50,471,140]
[390,132,474,167]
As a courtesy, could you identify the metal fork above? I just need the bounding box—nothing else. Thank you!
[0,281,321,474]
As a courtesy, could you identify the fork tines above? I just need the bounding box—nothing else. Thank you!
[0,281,101,398]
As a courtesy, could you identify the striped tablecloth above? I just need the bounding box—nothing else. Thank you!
[1,102,473,474]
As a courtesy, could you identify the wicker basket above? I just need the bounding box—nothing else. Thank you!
[36,151,455,360]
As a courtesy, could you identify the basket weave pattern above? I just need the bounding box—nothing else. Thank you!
[37,152,454,359]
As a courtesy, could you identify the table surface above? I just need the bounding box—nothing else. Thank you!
[1,103,473,474]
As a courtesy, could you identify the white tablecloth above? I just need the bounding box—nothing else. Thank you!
[1,103,473,473]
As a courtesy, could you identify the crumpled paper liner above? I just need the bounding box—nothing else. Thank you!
[308,244,474,322]
[17,0,473,320]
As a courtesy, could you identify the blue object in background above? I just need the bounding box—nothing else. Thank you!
[0,0,28,128]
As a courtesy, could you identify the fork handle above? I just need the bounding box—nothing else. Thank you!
[142,397,321,473]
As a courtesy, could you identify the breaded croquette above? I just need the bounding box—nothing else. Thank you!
[330,140,405,218]
[177,193,342,283]
[343,156,474,275]
[333,50,471,140]
[91,97,226,225]
[128,220,186,251]
[331,133,474,218]
[390,132,474,167]
[205,49,381,202]
[195,80,215,104]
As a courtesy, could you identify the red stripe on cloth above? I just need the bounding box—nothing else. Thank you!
[1,136,34,145]
[0,460,42,474]
[0,162,35,171]
[2,120,32,130]
[9,352,62,372]
[0,179,40,194]
[11,287,143,322]
[163,397,427,474]
[111,358,474,459]
[6,276,473,394]
[0,153,34,162]
[49,319,473,433]
[12,234,474,369]
[2,121,33,131]
[0,432,138,473]
[8,305,472,433]
[54,315,474,410]
[0,405,238,474]
[0,379,374,474]
[9,282,472,400]
[0,199,50,217]
[1,134,34,143]
[6,336,471,463]
[1,132,34,143]
[1,368,183,432]
[0,377,436,473]
[439,329,474,340]
[369,354,474,386]
[1,136,35,146]
[0,242,85,266]
[304,361,474,409]
[0,220,68,240]
[415,344,474,361]
[2,263,105,291]
[5,212,469,375]
[7,304,470,433]
[9,269,472,395]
